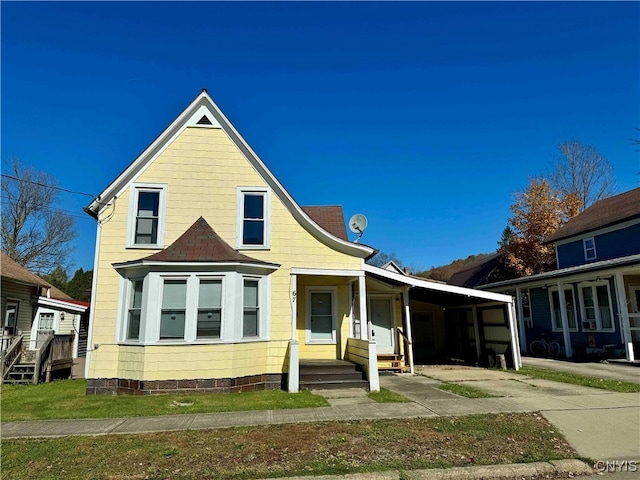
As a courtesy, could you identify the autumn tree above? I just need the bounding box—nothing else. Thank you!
[549,140,616,211]
[501,178,581,277]
[1,159,77,273]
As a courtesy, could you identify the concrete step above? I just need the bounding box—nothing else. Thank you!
[300,379,369,390]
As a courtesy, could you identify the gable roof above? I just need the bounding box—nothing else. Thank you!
[545,187,640,244]
[85,90,374,259]
[448,253,502,288]
[301,206,348,241]
[140,217,276,265]
[1,252,51,289]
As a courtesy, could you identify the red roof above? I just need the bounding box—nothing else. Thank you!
[302,206,348,241]
[545,187,640,243]
[142,217,275,264]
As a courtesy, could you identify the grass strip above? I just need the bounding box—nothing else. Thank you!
[438,382,497,398]
[0,379,328,422]
[1,413,577,480]
[516,365,640,393]
[367,387,411,403]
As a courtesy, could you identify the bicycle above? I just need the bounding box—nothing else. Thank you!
[529,333,561,358]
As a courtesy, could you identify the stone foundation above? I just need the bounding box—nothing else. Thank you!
[86,373,286,395]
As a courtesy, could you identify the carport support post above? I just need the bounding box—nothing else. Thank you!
[402,287,415,374]
[472,306,482,361]
[508,301,522,369]
[557,282,573,358]
[614,273,635,362]
[515,287,527,354]
[288,274,299,393]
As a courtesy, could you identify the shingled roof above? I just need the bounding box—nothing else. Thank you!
[545,187,640,243]
[448,253,502,288]
[1,252,51,288]
[142,217,276,264]
[301,206,348,241]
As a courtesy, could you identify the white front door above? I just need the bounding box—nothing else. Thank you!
[369,297,395,354]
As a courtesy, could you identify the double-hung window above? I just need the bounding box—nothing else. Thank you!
[160,279,187,340]
[583,238,597,261]
[549,287,578,332]
[579,282,614,332]
[128,184,167,248]
[4,300,19,335]
[237,188,270,249]
[197,279,222,339]
[243,279,260,337]
[127,279,143,340]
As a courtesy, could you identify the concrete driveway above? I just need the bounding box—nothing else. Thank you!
[523,356,640,384]
[381,365,640,463]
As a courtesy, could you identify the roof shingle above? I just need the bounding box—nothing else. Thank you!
[1,252,51,288]
[301,206,348,241]
[545,187,640,243]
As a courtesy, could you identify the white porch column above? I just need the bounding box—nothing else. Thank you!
[508,301,521,370]
[515,287,527,353]
[368,340,380,392]
[557,282,573,358]
[358,274,368,340]
[288,274,299,393]
[614,273,635,362]
[402,287,415,374]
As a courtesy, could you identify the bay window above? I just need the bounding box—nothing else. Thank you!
[160,279,187,340]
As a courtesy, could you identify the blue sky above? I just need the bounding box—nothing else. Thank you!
[2,1,639,274]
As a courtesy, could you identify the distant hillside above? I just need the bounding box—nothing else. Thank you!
[416,253,493,283]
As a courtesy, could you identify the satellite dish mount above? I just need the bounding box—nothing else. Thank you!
[348,214,368,243]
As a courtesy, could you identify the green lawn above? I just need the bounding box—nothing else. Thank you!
[0,379,328,422]
[438,382,498,398]
[516,365,640,393]
[367,387,410,403]
[1,413,578,480]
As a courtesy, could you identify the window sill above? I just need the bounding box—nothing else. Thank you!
[119,338,270,347]
[126,245,164,250]
[306,340,337,345]
[237,245,270,251]
[551,328,579,333]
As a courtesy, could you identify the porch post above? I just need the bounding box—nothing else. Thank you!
[515,287,527,353]
[402,287,415,374]
[614,273,635,362]
[507,301,521,370]
[358,274,368,340]
[288,273,299,393]
[557,282,573,358]
[472,306,482,361]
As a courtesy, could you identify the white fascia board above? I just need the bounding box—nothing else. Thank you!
[552,218,640,246]
[86,91,374,259]
[112,260,280,270]
[38,297,88,313]
[290,267,364,277]
[363,264,513,304]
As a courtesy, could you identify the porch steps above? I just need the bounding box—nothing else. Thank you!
[3,363,35,384]
[299,360,368,391]
[377,354,405,372]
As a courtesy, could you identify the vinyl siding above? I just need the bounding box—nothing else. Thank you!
[1,280,37,345]
[557,223,640,268]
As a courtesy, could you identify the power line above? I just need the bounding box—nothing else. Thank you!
[1,174,96,198]
[0,195,94,221]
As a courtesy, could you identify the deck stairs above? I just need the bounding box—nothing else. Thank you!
[299,360,369,390]
[4,363,36,384]
[377,354,406,372]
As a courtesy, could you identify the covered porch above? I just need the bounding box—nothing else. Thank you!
[286,265,520,393]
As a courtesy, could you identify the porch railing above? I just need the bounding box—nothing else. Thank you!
[34,333,74,384]
[1,334,24,381]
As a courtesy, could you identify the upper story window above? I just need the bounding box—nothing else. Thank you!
[127,183,167,248]
[236,188,270,249]
[583,238,597,261]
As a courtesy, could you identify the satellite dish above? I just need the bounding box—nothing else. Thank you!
[348,214,368,242]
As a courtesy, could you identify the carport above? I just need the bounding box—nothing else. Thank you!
[364,265,521,371]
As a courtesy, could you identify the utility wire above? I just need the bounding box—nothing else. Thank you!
[0,195,94,221]
[1,174,96,198]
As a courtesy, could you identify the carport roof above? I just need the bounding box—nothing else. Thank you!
[364,264,512,307]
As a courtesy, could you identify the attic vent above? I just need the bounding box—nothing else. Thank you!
[196,115,213,125]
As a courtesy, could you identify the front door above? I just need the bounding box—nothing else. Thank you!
[370,297,394,354]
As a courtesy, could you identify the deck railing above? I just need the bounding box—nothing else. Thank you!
[1,334,24,381]
[34,334,74,383]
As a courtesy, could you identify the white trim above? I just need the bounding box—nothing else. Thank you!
[85,220,102,379]
[3,298,20,334]
[305,286,338,344]
[576,281,615,333]
[113,260,279,272]
[557,283,574,358]
[291,267,364,277]
[187,105,222,128]
[37,297,87,313]
[358,275,368,340]
[553,218,640,246]
[126,183,168,249]
[402,287,415,374]
[515,288,527,353]
[617,277,635,361]
[85,91,374,259]
[583,237,597,261]
[236,187,271,250]
[364,264,513,304]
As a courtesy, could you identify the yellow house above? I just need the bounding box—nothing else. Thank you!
[84,90,519,395]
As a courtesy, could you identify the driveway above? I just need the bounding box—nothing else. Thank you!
[523,356,640,384]
[381,365,640,463]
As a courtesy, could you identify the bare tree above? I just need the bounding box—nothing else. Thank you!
[549,140,616,211]
[1,159,77,273]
